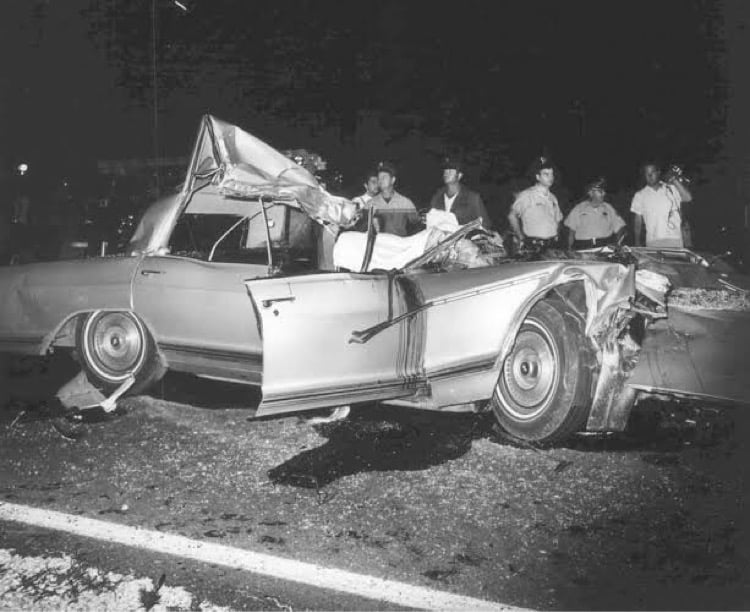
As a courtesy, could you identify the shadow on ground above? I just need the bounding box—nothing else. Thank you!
[4,355,740,472]
[145,371,262,411]
[268,405,498,488]
[3,354,80,401]
[566,398,738,454]
[268,398,741,489]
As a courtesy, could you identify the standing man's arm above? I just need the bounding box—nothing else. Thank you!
[508,195,525,241]
[507,210,523,241]
[552,199,563,240]
[564,208,577,248]
[671,179,692,203]
[610,205,627,243]
[630,192,644,246]
[633,214,644,246]
[405,198,422,235]
[475,193,492,230]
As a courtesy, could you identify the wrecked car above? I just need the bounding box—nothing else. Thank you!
[1,115,748,445]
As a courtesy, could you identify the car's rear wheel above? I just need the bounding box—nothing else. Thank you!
[78,310,163,395]
[491,298,594,445]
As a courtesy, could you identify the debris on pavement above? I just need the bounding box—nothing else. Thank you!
[0,548,231,611]
[669,287,750,311]
[56,370,135,413]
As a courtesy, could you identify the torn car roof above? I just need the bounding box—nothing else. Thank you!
[129,115,358,254]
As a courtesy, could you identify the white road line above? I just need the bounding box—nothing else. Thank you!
[0,502,527,611]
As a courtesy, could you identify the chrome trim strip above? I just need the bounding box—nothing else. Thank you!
[0,336,43,345]
[159,343,262,365]
[425,356,497,380]
[259,380,425,414]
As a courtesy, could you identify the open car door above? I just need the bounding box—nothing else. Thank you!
[246,272,426,416]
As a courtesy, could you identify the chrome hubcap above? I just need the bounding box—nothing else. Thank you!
[89,312,144,378]
[500,323,558,419]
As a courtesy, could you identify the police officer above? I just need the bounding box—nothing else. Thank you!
[508,157,562,248]
[565,177,626,249]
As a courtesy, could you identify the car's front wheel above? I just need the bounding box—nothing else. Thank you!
[78,310,164,395]
[491,298,594,445]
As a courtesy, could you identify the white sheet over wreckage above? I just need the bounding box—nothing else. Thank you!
[333,209,462,272]
[334,230,433,272]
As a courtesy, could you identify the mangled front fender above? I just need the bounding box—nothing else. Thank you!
[628,303,750,406]
[519,261,644,433]
[625,249,750,408]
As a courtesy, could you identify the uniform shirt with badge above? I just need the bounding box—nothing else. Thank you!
[510,185,562,239]
[564,200,625,240]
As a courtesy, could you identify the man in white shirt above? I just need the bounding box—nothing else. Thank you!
[631,162,693,247]
[565,177,626,248]
[508,157,562,248]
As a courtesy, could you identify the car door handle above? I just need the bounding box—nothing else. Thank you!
[261,296,296,308]
[140,269,165,276]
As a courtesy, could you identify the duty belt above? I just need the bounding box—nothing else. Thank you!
[573,234,614,249]
[525,236,558,248]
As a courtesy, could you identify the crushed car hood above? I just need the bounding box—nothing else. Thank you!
[625,247,750,405]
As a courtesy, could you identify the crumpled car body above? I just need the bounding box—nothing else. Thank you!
[625,248,750,405]
[0,115,747,444]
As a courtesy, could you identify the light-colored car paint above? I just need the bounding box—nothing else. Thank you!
[0,256,140,354]
[1,115,747,436]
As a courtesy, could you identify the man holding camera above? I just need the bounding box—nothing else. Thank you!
[631,162,693,248]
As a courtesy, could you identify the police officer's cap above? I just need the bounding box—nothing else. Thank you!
[440,156,464,173]
[585,177,607,193]
[376,161,397,177]
[528,156,555,176]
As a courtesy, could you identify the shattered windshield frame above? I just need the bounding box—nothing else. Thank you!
[167,198,318,274]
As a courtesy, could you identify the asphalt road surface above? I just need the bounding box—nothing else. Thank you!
[1,355,749,610]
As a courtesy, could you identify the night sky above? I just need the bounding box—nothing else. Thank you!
[0,0,743,220]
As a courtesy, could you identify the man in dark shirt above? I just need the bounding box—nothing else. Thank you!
[368,162,419,236]
[428,157,491,229]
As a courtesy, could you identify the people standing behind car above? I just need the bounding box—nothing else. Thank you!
[564,177,626,249]
[631,161,693,248]
[428,157,492,229]
[507,157,562,248]
[368,161,420,237]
